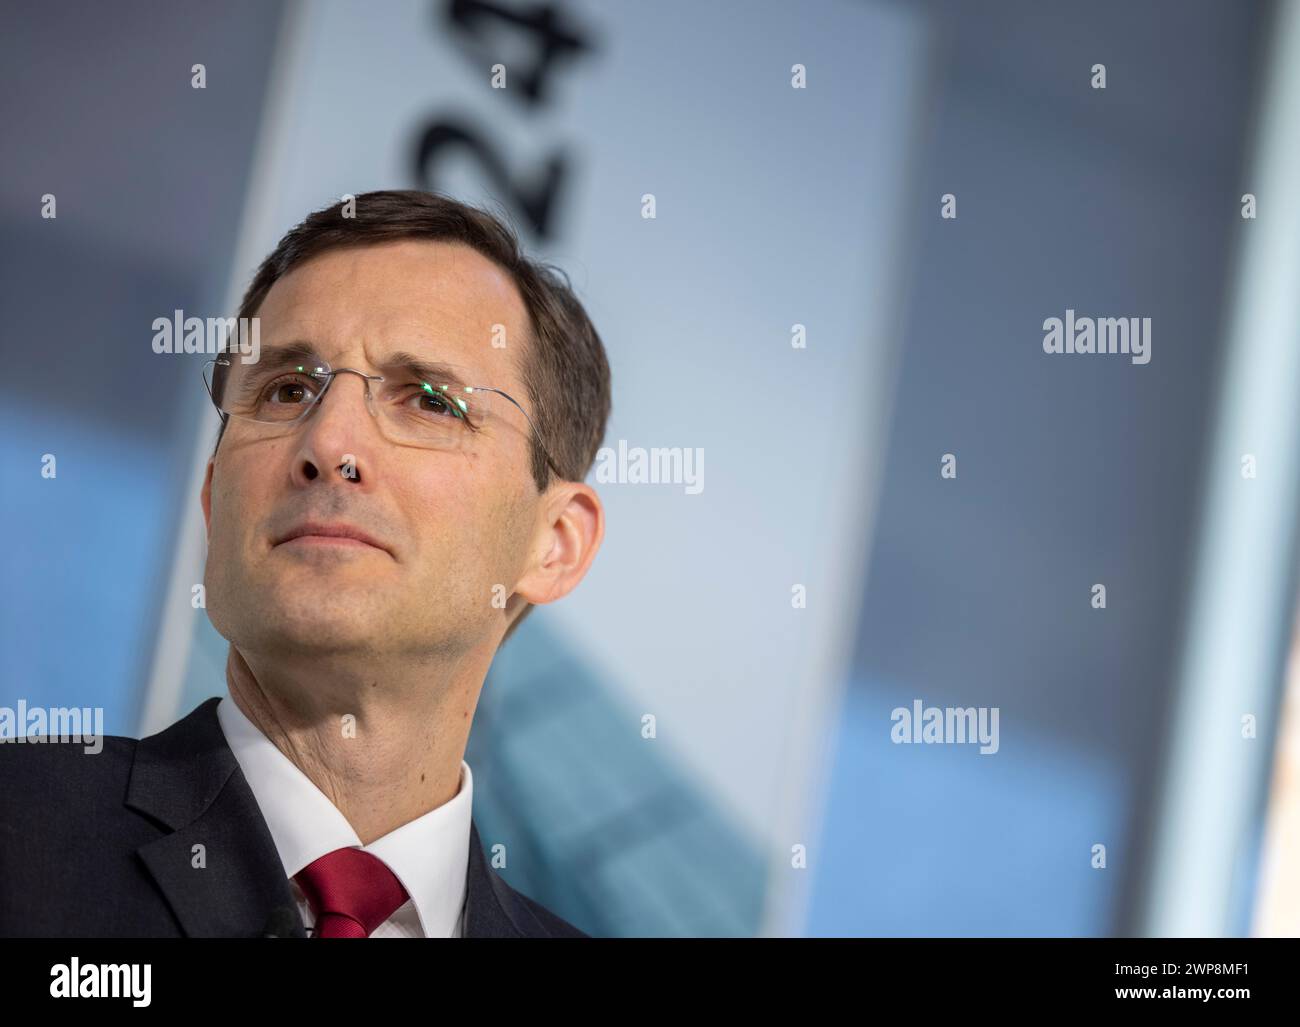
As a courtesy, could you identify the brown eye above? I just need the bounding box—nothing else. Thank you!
[407,384,469,421]
[259,374,319,408]
[271,382,307,404]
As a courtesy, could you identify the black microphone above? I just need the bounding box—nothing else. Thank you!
[260,905,302,938]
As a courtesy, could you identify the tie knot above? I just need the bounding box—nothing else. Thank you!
[294,847,409,938]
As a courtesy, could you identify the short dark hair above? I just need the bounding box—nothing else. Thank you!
[211,190,612,641]
[210,189,611,494]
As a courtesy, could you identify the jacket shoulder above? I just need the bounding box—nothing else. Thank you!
[0,733,137,798]
[0,734,141,861]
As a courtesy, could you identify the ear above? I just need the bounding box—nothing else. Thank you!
[513,482,605,607]
[200,458,215,545]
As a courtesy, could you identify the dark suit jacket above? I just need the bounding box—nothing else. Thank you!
[0,696,586,938]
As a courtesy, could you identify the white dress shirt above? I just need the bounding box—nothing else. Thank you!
[215,695,473,938]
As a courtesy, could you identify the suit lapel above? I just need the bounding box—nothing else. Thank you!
[126,697,306,938]
[463,818,530,937]
[127,695,546,938]
[464,816,582,937]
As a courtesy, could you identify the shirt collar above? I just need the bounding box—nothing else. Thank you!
[215,694,473,937]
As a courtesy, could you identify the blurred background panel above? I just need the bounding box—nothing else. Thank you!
[0,0,283,730]
[807,0,1273,937]
[4,0,1295,939]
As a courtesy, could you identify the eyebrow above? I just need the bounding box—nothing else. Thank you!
[383,350,477,392]
[236,341,325,369]
[241,343,479,391]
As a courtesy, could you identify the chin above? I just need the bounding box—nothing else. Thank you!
[221,589,381,648]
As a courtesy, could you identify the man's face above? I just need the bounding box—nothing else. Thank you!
[201,239,544,660]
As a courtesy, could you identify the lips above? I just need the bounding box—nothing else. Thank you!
[275,521,389,554]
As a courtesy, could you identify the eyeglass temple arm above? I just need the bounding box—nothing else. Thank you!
[479,386,565,481]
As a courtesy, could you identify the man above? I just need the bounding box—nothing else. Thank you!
[0,191,611,937]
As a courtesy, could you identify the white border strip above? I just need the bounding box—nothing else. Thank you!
[1140,0,1300,937]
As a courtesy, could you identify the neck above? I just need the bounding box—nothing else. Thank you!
[224,642,487,844]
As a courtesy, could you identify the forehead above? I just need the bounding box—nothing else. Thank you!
[251,238,530,391]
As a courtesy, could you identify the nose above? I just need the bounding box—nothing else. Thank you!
[291,370,380,486]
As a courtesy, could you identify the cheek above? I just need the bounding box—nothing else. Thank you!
[404,465,528,577]
[204,477,242,599]
[208,450,268,558]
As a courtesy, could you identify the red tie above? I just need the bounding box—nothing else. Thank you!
[294,847,410,938]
